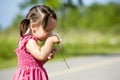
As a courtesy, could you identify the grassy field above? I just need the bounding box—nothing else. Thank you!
[0,30,120,69]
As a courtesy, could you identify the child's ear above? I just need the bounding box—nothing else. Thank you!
[31,23,36,29]
[30,23,36,33]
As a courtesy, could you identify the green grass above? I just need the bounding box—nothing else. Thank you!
[0,58,17,69]
[1,30,120,69]
[0,32,18,69]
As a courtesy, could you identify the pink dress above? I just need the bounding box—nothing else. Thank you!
[12,35,48,80]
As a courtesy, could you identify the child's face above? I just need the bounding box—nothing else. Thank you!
[35,17,57,41]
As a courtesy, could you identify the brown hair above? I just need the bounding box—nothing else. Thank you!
[19,5,57,37]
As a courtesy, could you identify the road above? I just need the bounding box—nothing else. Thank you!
[0,55,120,80]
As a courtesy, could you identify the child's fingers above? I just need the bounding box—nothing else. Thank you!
[48,53,54,59]
[48,49,57,60]
[51,49,57,53]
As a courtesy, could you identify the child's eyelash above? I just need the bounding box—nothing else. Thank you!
[46,30,48,31]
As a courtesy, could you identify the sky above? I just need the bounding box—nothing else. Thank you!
[0,0,23,29]
[0,0,118,29]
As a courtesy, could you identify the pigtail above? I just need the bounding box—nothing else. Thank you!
[42,13,50,29]
[19,19,30,37]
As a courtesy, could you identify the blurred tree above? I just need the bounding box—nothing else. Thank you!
[79,2,120,33]
[0,24,2,35]
[19,0,83,10]
[19,0,38,10]
[0,24,2,31]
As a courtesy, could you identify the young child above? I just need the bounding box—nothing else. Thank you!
[12,5,60,80]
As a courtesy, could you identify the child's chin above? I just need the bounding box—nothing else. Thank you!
[39,38,46,41]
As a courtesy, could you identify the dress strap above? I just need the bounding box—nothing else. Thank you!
[18,35,38,50]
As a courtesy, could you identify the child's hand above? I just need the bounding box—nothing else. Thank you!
[52,32,62,42]
[48,49,57,60]
[47,36,61,44]
[48,32,62,44]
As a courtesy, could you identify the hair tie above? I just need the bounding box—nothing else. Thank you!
[48,12,52,16]
[48,13,52,17]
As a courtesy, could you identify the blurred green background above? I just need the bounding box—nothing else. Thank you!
[0,0,120,69]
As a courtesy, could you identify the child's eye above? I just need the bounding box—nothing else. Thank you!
[46,30,50,32]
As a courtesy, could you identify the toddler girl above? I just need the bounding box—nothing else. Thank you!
[12,5,60,80]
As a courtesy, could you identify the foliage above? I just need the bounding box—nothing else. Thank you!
[0,36,17,59]
[61,3,120,33]
[84,3,120,32]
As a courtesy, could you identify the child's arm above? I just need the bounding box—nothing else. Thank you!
[42,48,57,63]
[26,36,59,62]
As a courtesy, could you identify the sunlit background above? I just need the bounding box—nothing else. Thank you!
[0,0,120,70]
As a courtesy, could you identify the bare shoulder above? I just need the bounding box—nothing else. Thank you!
[27,38,38,46]
[26,38,40,53]
[25,38,44,61]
